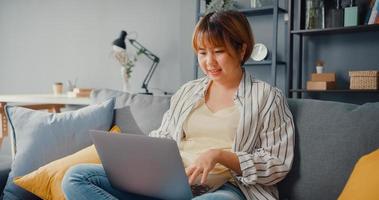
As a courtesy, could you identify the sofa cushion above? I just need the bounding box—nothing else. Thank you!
[15,145,100,200]
[115,94,171,135]
[2,99,114,200]
[278,99,379,200]
[90,88,130,108]
[91,89,171,135]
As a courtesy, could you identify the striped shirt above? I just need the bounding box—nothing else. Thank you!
[150,71,295,200]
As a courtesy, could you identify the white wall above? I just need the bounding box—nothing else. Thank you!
[179,0,196,85]
[0,0,196,95]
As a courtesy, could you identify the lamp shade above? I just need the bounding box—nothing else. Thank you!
[112,30,127,50]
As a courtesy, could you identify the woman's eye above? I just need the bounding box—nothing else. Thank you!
[198,51,206,55]
[215,50,224,54]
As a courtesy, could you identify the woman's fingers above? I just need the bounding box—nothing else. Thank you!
[185,166,195,177]
[188,167,202,185]
[200,168,210,185]
[186,150,221,185]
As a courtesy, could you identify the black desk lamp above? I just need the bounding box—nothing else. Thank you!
[112,30,160,95]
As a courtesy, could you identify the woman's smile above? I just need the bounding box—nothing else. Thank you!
[207,68,222,76]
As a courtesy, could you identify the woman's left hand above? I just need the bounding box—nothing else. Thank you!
[185,149,221,185]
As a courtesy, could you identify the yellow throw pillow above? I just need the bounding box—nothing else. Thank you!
[338,148,379,200]
[109,124,121,134]
[13,125,122,200]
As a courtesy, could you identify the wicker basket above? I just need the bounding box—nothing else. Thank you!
[349,71,379,90]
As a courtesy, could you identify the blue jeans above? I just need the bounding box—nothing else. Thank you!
[62,164,246,200]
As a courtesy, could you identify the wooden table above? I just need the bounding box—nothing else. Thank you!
[0,94,91,145]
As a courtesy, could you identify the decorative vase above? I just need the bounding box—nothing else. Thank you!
[120,67,131,92]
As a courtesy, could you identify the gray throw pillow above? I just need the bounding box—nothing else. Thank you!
[90,88,130,108]
[2,98,114,200]
[115,94,171,135]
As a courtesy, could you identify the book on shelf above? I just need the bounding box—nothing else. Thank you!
[311,73,336,82]
[73,92,91,98]
[306,72,336,90]
[368,0,379,24]
[67,88,92,98]
[73,88,92,93]
[306,81,336,90]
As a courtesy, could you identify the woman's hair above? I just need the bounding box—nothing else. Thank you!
[192,10,254,65]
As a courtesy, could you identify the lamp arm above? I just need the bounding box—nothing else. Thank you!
[128,39,159,62]
[142,61,159,94]
[127,38,160,94]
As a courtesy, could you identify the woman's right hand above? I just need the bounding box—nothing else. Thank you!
[185,149,221,185]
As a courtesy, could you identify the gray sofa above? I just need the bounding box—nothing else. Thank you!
[0,89,378,200]
[0,138,11,198]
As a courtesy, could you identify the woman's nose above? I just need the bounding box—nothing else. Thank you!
[206,53,216,66]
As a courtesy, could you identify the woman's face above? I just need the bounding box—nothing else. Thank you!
[197,42,243,82]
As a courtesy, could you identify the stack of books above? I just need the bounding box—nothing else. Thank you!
[306,73,336,90]
[68,88,92,98]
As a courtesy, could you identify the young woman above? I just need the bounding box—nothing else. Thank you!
[62,11,294,200]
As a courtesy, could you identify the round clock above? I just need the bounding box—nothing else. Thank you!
[251,43,268,61]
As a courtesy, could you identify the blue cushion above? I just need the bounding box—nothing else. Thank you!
[2,98,114,200]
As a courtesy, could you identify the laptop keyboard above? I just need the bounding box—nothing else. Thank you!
[191,184,211,196]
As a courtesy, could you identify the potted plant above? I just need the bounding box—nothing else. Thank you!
[205,0,237,14]
[316,59,325,74]
[113,48,143,92]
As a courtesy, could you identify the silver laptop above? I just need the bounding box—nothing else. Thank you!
[90,130,226,200]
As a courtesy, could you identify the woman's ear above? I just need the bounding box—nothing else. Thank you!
[240,43,247,61]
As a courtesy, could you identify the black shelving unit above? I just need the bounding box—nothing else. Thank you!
[194,0,288,88]
[245,60,286,66]
[287,0,379,99]
[291,89,379,93]
[291,24,379,35]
